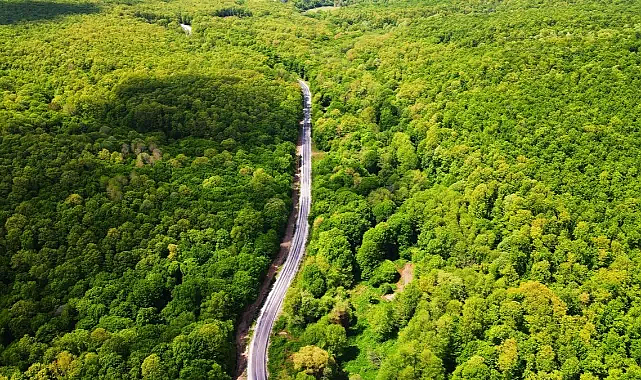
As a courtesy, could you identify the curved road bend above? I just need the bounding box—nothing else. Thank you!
[247,80,312,380]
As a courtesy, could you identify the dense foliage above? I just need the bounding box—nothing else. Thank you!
[264,1,641,380]
[5,0,641,379]
[0,1,301,378]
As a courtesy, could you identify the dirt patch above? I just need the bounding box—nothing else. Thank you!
[311,144,325,159]
[382,262,414,301]
[397,262,414,292]
[277,330,293,339]
[303,6,340,14]
[234,126,304,380]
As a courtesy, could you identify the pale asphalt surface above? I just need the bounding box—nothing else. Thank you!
[247,80,312,380]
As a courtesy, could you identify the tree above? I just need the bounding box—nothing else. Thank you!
[357,223,393,279]
[377,341,445,380]
[315,229,355,288]
[452,355,492,380]
[142,354,169,380]
[187,321,233,368]
[301,263,327,298]
[323,324,348,357]
[391,132,418,172]
[264,198,288,231]
[231,207,263,243]
[370,303,396,341]
[292,345,335,377]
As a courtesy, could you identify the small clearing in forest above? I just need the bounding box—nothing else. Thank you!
[382,262,414,301]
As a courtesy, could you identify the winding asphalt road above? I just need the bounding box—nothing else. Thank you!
[247,80,312,380]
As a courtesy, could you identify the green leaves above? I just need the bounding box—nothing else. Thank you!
[0,6,302,376]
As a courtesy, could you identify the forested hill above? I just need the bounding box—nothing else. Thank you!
[260,1,641,380]
[3,0,641,379]
[0,0,303,378]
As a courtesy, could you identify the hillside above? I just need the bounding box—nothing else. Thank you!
[3,0,641,379]
[0,0,301,378]
[267,1,641,379]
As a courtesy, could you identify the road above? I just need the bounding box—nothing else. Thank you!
[247,80,312,380]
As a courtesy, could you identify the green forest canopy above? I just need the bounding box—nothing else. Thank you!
[3,0,641,379]
[0,0,302,378]
[264,1,641,380]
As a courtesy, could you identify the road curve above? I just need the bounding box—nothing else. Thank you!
[247,80,312,380]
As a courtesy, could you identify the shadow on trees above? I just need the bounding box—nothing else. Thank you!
[0,1,99,25]
[100,74,298,147]
[341,344,360,363]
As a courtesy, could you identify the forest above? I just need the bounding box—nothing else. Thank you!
[262,1,641,380]
[0,0,302,378]
[3,0,641,379]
